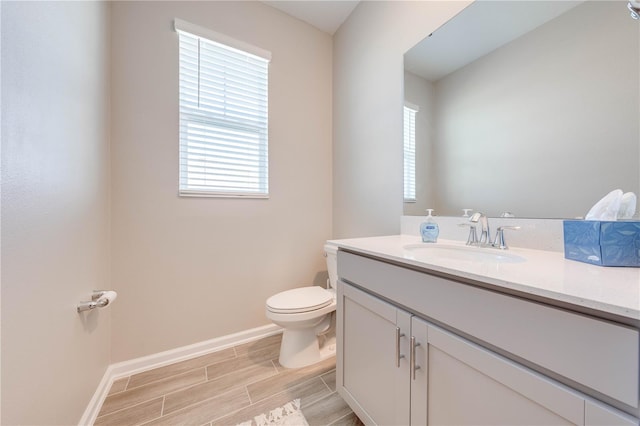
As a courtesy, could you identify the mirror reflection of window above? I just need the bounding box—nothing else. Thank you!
[404,103,419,203]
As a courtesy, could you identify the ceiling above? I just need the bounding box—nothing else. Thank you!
[404,0,583,81]
[262,1,359,35]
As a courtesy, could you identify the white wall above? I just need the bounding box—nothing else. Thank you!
[432,1,639,218]
[1,2,111,424]
[110,1,332,361]
[332,1,471,238]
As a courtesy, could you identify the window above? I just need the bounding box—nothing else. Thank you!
[403,103,418,202]
[175,19,270,197]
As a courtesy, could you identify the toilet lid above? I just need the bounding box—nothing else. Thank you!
[266,286,333,314]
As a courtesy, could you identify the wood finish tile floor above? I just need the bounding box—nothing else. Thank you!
[95,334,363,426]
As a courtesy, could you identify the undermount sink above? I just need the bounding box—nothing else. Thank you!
[403,243,526,264]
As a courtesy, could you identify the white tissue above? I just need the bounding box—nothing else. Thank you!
[618,192,637,219]
[585,189,638,220]
[585,189,623,220]
[99,290,118,306]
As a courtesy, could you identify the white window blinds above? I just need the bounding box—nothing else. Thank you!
[175,19,270,197]
[403,104,418,202]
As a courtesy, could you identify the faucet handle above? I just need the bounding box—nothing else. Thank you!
[458,223,478,246]
[468,211,484,223]
[468,212,490,245]
[492,226,521,250]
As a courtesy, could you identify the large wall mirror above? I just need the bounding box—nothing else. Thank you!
[403,0,639,219]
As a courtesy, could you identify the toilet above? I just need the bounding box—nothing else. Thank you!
[266,243,338,369]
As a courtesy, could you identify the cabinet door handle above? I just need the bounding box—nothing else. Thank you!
[410,336,421,380]
[396,327,405,367]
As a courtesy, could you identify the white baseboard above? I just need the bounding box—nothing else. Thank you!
[79,324,282,425]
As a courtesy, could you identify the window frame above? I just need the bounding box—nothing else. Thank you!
[175,19,271,198]
[403,103,418,203]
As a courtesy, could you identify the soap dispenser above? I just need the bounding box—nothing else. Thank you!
[420,209,440,243]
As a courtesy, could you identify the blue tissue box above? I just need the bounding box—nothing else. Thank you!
[563,220,640,267]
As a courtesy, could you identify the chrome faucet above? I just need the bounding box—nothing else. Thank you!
[469,212,491,245]
[465,212,520,249]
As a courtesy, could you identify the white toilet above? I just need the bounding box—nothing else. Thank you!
[266,243,338,369]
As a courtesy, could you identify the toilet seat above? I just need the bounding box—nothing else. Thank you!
[266,287,333,314]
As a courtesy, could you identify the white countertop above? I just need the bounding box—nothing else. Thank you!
[329,235,640,322]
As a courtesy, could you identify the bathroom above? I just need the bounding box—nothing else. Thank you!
[1,0,639,425]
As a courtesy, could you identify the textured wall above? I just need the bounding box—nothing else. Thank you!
[1,2,111,423]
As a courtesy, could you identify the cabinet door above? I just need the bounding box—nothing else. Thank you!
[337,282,411,425]
[410,316,429,426]
[424,324,586,425]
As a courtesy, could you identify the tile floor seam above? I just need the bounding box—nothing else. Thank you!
[248,372,329,406]
[301,389,341,419]
[207,402,246,424]
[119,339,279,393]
[95,396,163,422]
[245,386,253,405]
[198,371,279,404]
[125,371,193,393]
[157,384,253,419]
[300,387,336,409]
[101,372,210,417]
[186,390,250,426]
[125,364,215,390]
[159,369,214,401]
[126,353,237,391]
[326,410,353,426]
[206,386,280,425]
[107,384,126,396]
[139,405,164,426]
[201,349,240,371]
[203,358,280,385]
[205,366,280,394]
[319,375,332,393]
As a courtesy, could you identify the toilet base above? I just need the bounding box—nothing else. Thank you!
[318,333,336,359]
[278,325,336,369]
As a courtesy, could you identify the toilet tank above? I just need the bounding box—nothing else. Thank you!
[324,243,339,289]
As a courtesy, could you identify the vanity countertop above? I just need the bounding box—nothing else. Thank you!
[329,235,640,323]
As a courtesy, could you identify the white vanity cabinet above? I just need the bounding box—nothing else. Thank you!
[338,282,411,425]
[336,250,640,426]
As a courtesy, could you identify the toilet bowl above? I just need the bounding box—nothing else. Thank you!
[266,243,338,368]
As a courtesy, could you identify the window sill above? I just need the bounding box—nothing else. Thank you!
[179,190,269,199]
